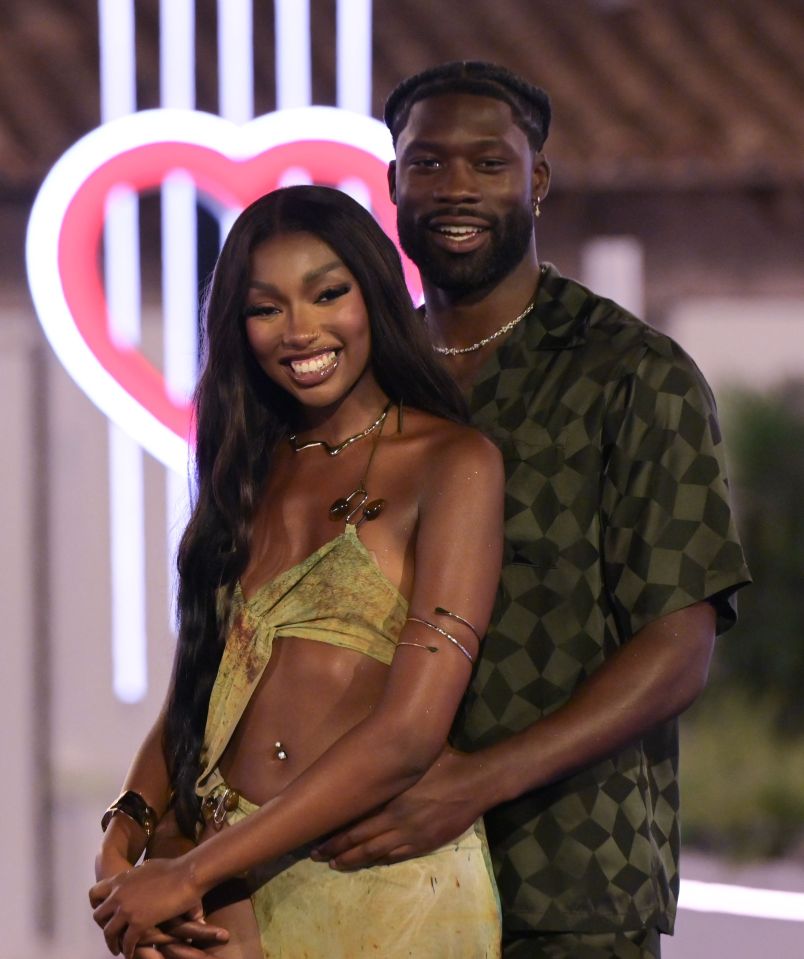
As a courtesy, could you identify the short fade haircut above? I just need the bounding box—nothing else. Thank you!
[384,60,551,151]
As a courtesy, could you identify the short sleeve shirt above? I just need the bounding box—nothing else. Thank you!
[452,265,750,934]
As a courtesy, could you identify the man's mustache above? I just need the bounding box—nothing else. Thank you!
[418,208,497,229]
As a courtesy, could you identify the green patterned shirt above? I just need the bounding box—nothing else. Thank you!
[453,264,750,934]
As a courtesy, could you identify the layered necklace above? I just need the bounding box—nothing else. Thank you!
[431,264,547,356]
[289,400,393,526]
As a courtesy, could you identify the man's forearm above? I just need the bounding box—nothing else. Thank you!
[468,601,716,809]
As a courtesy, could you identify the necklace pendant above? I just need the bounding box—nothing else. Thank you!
[329,486,368,522]
[357,498,386,526]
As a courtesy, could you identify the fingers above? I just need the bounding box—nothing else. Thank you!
[342,843,418,868]
[161,942,224,959]
[327,832,413,870]
[123,922,148,959]
[89,877,112,909]
[311,813,396,862]
[165,918,229,944]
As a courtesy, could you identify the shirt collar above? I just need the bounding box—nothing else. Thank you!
[523,263,591,352]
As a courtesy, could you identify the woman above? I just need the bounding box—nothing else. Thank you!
[90,185,504,958]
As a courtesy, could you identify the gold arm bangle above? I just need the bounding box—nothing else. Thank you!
[433,606,483,642]
[405,617,475,664]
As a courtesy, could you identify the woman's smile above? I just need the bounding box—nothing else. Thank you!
[282,348,341,384]
[244,231,377,411]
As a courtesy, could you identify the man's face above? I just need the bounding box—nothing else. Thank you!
[390,93,541,296]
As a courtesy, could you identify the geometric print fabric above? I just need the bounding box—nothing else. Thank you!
[453,265,751,934]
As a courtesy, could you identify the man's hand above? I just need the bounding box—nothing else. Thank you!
[311,747,485,869]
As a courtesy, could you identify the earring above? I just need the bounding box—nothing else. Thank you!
[533,196,542,219]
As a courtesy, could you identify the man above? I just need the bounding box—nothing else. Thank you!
[313,61,751,958]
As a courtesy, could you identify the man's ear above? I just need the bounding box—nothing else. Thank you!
[387,160,398,204]
[532,153,551,202]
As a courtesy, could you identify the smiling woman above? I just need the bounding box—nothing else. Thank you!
[243,232,377,411]
[89,185,505,959]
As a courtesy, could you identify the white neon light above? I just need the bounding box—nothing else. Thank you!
[99,0,147,704]
[160,0,195,108]
[278,166,313,188]
[26,107,394,476]
[275,0,311,108]
[99,0,136,120]
[104,186,141,346]
[162,172,198,406]
[679,878,804,922]
[338,176,371,211]
[166,469,192,631]
[218,0,254,123]
[337,0,372,115]
[109,424,147,702]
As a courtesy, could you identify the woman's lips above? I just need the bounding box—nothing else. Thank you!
[283,349,340,385]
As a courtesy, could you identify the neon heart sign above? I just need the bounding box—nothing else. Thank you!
[26,107,410,474]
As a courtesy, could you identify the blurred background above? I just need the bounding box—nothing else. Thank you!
[1,1,803,956]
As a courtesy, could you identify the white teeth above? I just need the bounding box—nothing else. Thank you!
[290,350,337,375]
[437,226,482,241]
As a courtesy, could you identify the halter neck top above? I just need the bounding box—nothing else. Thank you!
[197,523,408,794]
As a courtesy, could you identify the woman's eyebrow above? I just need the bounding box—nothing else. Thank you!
[302,259,345,283]
[249,259,345,293]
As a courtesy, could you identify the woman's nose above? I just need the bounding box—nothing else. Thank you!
[283,314,320,348]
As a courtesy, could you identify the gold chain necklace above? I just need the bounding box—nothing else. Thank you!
[431,264,546,356]
[289,401,391,456]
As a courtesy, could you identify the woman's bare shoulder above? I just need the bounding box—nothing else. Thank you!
[394,408,502,486]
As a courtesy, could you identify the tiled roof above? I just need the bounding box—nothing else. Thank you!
[2,0,803,195]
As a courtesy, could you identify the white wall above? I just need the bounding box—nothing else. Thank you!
[668,297,804,392]
[1,297,177,958]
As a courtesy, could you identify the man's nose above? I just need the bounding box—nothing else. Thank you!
[432,161,481,203]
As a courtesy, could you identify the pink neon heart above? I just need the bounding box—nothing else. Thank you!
[55,128,408,457]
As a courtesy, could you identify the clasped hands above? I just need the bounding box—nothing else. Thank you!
[89,857,225,959]
[89,748,482,957]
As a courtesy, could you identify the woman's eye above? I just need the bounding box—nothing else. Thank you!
[316,284,351,303]
[243,304,280,318]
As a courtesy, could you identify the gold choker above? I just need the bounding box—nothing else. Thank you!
[289,402,392,456]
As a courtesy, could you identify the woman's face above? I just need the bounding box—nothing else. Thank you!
[244,231,376,411]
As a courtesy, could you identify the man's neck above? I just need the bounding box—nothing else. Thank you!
[423,251,543,393]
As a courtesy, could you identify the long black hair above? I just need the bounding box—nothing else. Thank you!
[165,185,467,836]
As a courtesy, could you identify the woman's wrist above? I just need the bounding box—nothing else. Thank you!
[182,843,216,899]
[98,814,148,870]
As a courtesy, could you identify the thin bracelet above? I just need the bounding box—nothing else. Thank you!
[406,616,475,663]
[434,606,483,642]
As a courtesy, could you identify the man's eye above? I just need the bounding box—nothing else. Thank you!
[317,284,351,303]
[477,159,506,170]
[409,158,440,169]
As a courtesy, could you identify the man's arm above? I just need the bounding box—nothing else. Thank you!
[313,600,715,867]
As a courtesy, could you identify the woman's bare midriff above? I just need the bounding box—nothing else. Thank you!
[218,634,390,806]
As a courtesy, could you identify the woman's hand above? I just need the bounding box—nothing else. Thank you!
[89,856,203,958]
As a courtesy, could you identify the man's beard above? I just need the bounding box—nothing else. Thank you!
[397,204,534,296]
